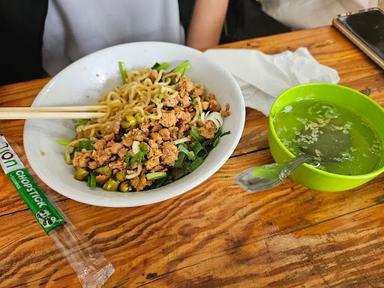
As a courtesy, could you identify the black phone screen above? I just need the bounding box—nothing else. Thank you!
[338,9,384,60]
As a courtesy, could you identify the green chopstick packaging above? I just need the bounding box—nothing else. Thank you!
[0,135,114,287]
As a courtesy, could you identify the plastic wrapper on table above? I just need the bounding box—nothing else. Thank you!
[0,135,114,287]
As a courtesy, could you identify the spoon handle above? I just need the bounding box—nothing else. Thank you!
[235,154,312,192]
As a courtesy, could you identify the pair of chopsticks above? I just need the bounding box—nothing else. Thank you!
[0,105,107,119]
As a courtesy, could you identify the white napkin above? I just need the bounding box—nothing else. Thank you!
[204,47,340,116]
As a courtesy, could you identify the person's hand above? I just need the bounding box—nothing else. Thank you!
[187,0,229,50]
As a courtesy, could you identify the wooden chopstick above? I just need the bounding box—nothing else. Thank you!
[0,105,107,112]
[0,105,107,119]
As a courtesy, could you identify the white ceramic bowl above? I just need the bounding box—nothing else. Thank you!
[24,42,245,207]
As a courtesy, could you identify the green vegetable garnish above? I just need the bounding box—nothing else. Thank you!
[115,171,126,182]
[189,95,197,105]
[171,60,191,75]
[190,141,205,156]
[178,144,196,160]
[126,115,137,127]
[178,144,190,155]
[73,119,90,128]
[74,167,89,181]
[201,128,230,150]
[131,150,146,166]
[103,178,120,191]
[139,143,148,154]
[95,166,111,176]
[187,157,204,172]
[161,60,191,84]
[166,128,231,184]
[190,126,202,141]
[152,62,170,72]
[187,151,196,160]
[135,113,143,124]
[77,140,95,151]
[119,61,128,84]
[174,152,186,168]
[146,172,167,181]
[119,181,130,192]
[212,129,230,148]
[121,121,131,129]
[87,172,96,189]
[57,139,71,146]
[124,153,132,164]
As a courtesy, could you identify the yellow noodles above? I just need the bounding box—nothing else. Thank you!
[66,68,203,162]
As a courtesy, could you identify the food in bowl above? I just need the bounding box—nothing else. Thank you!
[268,83,384,192]
[63,60,230,192]
[273,99,383,175]
[23,41,245,207]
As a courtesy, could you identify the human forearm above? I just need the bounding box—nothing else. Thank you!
[187,0,229,50]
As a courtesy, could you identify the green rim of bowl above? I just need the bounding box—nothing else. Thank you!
[269,83,384,180]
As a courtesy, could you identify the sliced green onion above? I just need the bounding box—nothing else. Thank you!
[174,152,186,168]
[119,181,130,192]
[178,144,195,160]
[74,119,90,128]
[57,139,71,146]
[190,141,204,156]
[95,166,111,176]
[115,171,126,182]
[131,151,145,165]
[126,115,137,127]
[188,157,204,173]
[77,140,95,151]
[103,178,120,191]
[74,167,89,181]
[190,126,202,141]
[119,61,128,84]
[152,62,170,72]
[222,131,231,137]
[139,143,148,154]
[87,172,96,189]
[158,93,165,100]
[178,144,190,155]
[187,151,196,160]
[171,60,191,75]
[121,121,131,129]
[189,95,197,105]
[146,172,167,181]
[135,113,143,124]
[213,129,230,148]
[124,153,132,164]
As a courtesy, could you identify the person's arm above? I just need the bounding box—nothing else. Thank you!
[187,0,229,50]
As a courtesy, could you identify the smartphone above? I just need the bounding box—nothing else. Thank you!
[333,8,384,70]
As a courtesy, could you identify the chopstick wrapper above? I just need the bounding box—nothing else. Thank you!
[0,136,65,232]
[204,47,340,115]
[0,135,114,288]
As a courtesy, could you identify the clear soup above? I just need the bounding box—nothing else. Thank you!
[273,100,384,176]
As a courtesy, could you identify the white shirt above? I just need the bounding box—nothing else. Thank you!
[258,0,379,29]
[43,0,184,75]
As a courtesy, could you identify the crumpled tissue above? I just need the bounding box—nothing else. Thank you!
[204,47,340,115]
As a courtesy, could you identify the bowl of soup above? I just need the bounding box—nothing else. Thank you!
[268,83,384,192]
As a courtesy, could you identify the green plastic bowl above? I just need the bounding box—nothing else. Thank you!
[268,83,384,192]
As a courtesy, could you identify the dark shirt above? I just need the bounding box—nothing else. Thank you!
[0,0,48,85]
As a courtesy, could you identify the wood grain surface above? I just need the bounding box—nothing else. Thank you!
[0,26,384,288]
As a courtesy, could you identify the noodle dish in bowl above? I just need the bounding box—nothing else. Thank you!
[23,42,245,207]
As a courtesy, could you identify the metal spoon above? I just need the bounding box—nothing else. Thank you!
[235,125,351,192]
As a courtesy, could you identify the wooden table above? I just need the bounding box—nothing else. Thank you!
[1,26,384,288]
